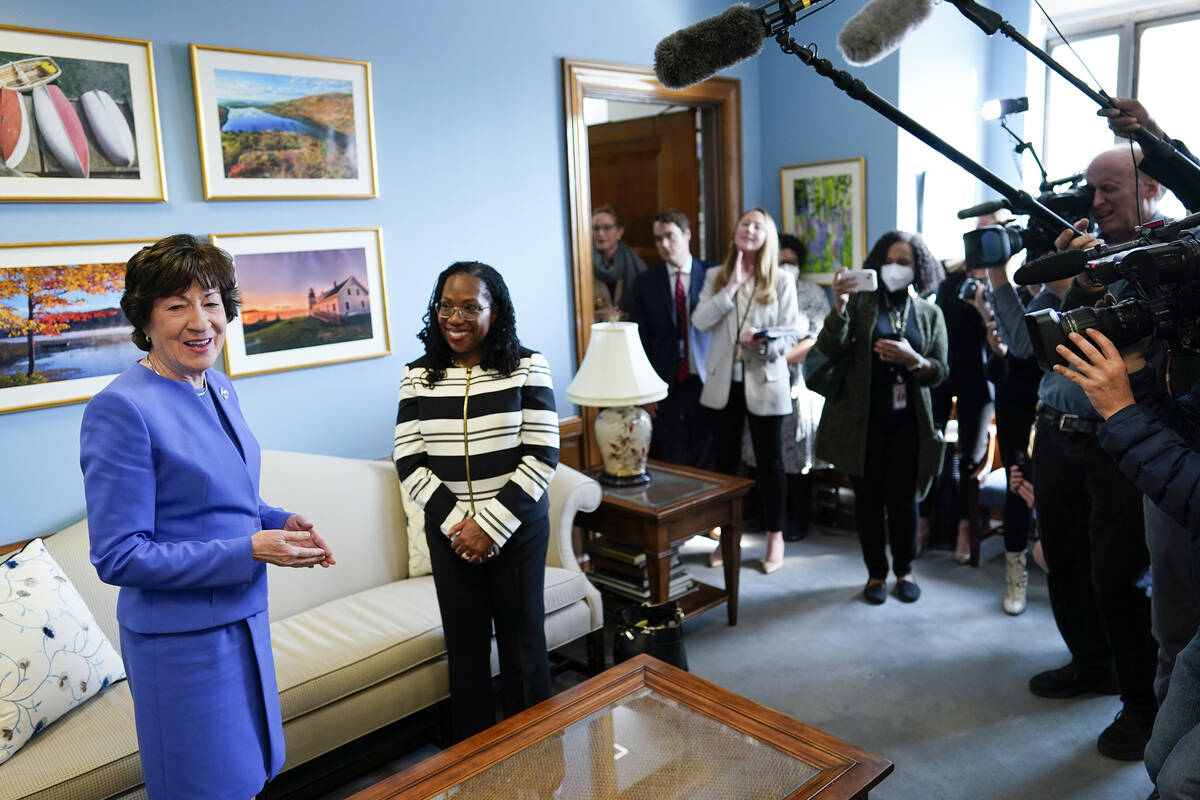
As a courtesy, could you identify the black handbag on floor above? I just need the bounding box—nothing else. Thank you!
[612,600,688,671]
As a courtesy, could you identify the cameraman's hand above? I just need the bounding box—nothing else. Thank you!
[1052,329,1136,419]
[985,319,1007,357]
[1098,97,1164,140]
[1054,219,1100,253]
[965,283,992,320]
[1009,466,1035,509]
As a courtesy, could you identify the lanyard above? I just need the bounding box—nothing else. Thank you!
[733,275,759,361]
[882,289,912,338]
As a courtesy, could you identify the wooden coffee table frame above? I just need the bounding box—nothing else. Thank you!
[350,654,892,799]
[576,460,753,625]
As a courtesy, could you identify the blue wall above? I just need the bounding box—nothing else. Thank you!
[0,0,761,545]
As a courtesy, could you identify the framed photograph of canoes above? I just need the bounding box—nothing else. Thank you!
[0,237,155,414]
[0,25,166,201]
[212,228,390,377]
[780,157,866,286]
[190,44,378,200]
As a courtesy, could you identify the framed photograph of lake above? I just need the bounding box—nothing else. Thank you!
[190,44,377,199]
[213,228,390,377]
[780,158,866,286]
[0,24,166,201]
[0,238,153,414]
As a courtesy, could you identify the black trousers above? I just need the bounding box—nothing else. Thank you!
[650,374,714,470]
[849,413,919,581]
[712,381,786,531]
[994,397,1036,553]
[426,514,552,741]
[1033,418,1156,708]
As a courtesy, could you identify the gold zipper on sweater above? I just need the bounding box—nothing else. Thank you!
[462,366,476,516]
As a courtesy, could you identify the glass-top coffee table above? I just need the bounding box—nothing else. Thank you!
[350,655,891,799]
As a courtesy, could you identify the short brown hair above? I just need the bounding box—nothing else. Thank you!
[592,204,623,227]
[120,234,240,352]
[652,209,690,234]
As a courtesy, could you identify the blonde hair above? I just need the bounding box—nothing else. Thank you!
[713,208,780,305]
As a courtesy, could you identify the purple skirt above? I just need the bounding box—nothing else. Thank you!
[119,609,284,799]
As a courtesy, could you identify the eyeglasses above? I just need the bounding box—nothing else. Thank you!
[435,301,490,320]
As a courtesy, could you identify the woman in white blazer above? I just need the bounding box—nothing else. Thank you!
[693,208,799,573]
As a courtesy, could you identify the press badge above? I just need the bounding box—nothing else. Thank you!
[732,361,744,382]
[892,382,907,411]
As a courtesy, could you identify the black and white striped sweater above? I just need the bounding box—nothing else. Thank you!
[393,348,559,547]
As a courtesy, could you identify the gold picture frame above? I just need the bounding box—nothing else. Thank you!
[0,237,157,414]
[0,24,166,202]
[190,44,378,200]
[212,228,390,377]
[780,157,866,286]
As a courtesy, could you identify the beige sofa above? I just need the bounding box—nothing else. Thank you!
[4,450,603,800]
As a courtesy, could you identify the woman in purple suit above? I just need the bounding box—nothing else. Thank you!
[80,235,335,799]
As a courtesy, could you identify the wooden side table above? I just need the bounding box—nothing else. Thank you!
[575,460,753,625]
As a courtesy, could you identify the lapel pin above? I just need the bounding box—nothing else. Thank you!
[220,387,230,400]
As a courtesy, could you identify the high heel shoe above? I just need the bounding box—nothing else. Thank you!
[761,531,785,574]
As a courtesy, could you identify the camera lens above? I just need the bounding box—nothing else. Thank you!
[1025,300,1153,370]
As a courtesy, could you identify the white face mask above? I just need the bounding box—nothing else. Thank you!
[878,263,914,292]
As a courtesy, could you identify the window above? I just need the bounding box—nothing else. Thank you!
[1038,9,1197,220]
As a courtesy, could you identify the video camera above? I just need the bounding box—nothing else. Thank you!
[1021,213,1200,369]
[960,175,1095,269]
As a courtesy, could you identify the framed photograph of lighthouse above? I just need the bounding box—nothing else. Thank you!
[212,228,390,378]
[189,43,377,199]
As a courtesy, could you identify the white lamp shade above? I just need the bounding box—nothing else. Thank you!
[566,321,668,407]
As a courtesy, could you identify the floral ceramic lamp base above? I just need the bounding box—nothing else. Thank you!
[595,405,653,486]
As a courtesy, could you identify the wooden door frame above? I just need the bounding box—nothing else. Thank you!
[562,58,742,467]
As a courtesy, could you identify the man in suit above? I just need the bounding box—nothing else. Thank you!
[623,209,715,468]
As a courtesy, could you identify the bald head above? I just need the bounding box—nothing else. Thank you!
[1086,145,1161,243]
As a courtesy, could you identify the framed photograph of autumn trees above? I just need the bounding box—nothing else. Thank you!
[211,228,390,378]
[189,44,378,199]
[0,238,151,413]
[780,157,866,286]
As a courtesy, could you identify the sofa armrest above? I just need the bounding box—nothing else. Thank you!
[545,463,601,572]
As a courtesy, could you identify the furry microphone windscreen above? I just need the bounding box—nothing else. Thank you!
[654,4,766,90]
[837,0,935,66]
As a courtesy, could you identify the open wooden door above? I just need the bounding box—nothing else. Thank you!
[588,110,700,267]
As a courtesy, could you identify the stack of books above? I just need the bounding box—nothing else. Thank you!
[583,536,695,602]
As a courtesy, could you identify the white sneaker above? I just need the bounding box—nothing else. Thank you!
[1004,551,1028,615]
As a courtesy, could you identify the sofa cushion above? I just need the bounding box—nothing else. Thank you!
[1,539,126,766]
[398,484,432,578]
[1,681,141,800]
[270,577,445,722]
[543,566,591,616]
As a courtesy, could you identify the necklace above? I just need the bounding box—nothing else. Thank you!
[145,353,207,397]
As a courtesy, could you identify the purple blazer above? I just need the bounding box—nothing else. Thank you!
[80,363,291,634]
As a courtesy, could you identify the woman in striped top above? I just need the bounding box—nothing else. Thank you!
[393,261,559,741]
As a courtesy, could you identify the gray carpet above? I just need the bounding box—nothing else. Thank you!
[320,526,1157,799]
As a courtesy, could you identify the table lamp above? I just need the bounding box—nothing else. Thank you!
[567,321,668,486]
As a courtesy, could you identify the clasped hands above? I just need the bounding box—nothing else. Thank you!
[252,514,336,568]
[447,517,500,564]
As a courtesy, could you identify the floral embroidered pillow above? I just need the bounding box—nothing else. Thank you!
[0,538,125,764]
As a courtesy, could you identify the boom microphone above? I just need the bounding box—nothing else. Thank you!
[957,198,1011,219]
[837,0,935,66]
[654,4,767,90]
[1013,249,1088,285]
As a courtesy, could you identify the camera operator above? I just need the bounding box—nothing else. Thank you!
[992,201,1157,760]
[1099,97,1200,213]
[1052,327,1200,799]
[1062,143,1200,709]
